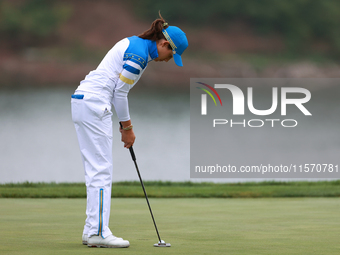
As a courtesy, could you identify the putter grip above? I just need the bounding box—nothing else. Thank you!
[119,122,136,161]
[129,147,136,161]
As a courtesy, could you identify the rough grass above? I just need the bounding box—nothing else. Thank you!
[0,198,339,255]
[0,180,339,198]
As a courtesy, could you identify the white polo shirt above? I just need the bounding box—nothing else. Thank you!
[76,36,159,121]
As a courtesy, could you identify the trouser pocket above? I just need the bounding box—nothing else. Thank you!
[71,93,112,124]
[87,101,112,120]
[71,95,84,123]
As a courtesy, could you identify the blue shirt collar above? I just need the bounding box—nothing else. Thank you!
[147,40,158,62]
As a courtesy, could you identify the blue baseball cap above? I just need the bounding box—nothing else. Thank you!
[162,26,188,67]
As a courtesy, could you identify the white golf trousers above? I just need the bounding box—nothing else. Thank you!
[71,91,113,238]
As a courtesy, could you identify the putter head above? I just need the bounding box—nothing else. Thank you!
[154,240,171,247]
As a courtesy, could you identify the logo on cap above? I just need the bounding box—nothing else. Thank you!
[162,29,177,51]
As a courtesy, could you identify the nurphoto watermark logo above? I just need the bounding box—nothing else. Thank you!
[190,78,339,179]
[196,82,312,128]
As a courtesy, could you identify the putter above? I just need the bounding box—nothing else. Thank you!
[120,123,171,247]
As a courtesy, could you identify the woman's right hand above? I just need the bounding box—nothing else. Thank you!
[120,129,135,148]
[120,120,135,148]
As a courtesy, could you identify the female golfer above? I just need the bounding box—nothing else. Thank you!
[71,15,188,248]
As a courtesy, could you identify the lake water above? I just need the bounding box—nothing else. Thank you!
[0,87,192,183]
[0,85,339,183]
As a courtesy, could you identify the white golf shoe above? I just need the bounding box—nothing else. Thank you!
[87,234,130,248]
[82,234,88,245]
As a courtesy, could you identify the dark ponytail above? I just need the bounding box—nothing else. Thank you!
[138,12,169,41]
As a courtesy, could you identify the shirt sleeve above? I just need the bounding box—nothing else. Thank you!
[112,59,143,121]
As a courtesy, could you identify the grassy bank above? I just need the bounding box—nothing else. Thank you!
[0,180,339,198]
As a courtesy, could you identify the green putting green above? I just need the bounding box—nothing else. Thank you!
[1,198,339,254]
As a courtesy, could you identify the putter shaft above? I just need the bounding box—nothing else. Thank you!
[131,155,162,243]
[120,122,162,243]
